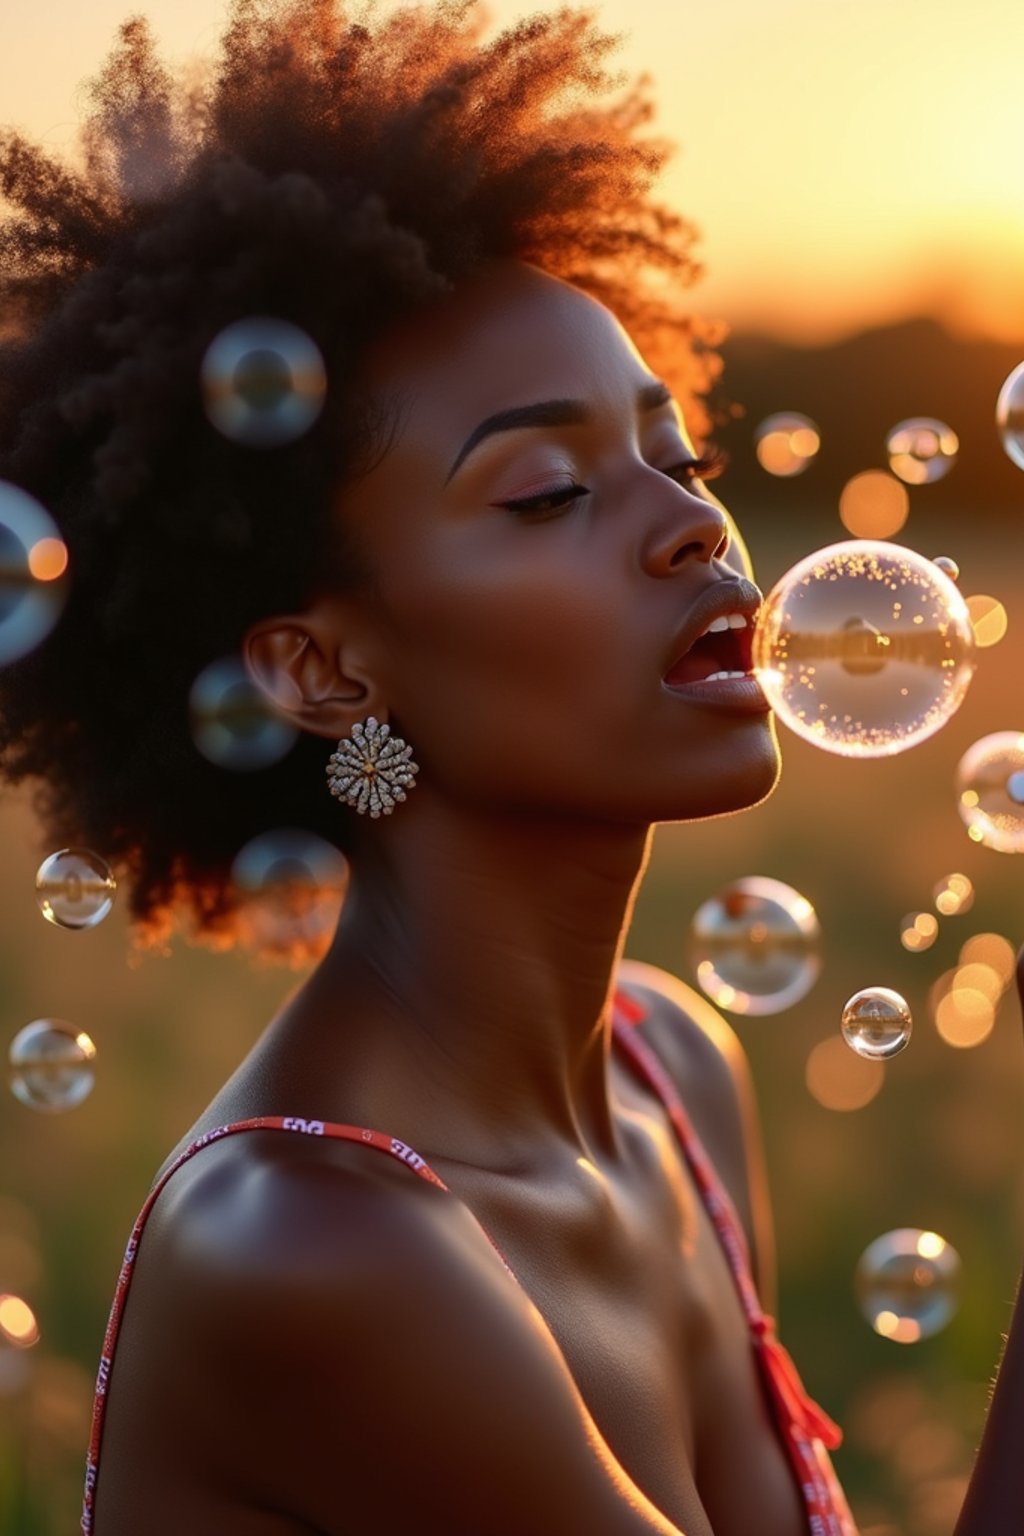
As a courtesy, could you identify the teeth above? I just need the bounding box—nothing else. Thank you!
[703,612,749,636]
[706,670,751,682]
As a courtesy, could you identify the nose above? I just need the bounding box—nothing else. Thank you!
[639,485,729,576]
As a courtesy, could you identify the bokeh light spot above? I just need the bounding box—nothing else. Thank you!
[754,413,821,477]
[805,1035,885,1111]
[838,470,909,537]
[965,593,1008,648]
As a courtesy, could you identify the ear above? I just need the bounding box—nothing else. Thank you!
[243,601,387,743]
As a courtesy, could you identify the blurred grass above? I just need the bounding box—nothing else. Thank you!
[2,499,1024,1534]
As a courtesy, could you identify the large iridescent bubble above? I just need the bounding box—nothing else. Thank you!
[752,541,975,756]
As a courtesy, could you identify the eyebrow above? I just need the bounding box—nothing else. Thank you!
[443,379,675,486]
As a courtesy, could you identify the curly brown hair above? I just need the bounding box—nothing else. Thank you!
[0,0,719,959]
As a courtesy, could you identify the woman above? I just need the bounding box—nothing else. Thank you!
[1,2,1021,1531]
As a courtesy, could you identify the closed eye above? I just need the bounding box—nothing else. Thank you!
[499,445,728,517]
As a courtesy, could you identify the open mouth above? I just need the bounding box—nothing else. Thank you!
[664,612,755,686]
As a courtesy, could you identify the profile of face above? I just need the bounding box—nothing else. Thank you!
[252,259,780,828]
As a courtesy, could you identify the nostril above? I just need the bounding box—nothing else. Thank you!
[668,541,713,569]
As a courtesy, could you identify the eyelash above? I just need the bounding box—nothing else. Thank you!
[499,445,728,516]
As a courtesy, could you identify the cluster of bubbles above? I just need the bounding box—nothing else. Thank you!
[900,874,974,952]
[752,541,976,757]
[928,932,1016,1050]
[855,1229,961,1343]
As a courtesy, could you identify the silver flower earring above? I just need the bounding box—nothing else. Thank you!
[325,716,419,818]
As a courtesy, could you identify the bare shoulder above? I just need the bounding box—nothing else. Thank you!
[615,956,752,1124]
[614,957,777,1311]
[96,1127,694,1536]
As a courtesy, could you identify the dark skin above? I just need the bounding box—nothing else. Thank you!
[90,261,1024,1533]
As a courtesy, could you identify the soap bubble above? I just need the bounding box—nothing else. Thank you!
[955,732,1024,851]
[689,876,820,1015]
[0,482,69,667]
[932,556,960,583]
[754,413,820,477]
[752,541,975,757]
[231,828,347,954]
[855,1228,960,1343]
[996,362,1024,470]
[885,418,958,484]
[201,318,327,448]
[189,656,298,771]
[8,1021,97,1113]
[841,987,912,1060]
[35,849,116,930]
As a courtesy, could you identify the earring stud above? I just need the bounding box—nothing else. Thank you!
[325,716,418,817]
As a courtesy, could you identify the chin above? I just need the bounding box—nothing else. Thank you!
[668,719,782,823]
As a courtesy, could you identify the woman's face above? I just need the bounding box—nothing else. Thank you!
[335,259,780,826]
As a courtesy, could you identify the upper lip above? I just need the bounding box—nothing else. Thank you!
[663,578,763,676]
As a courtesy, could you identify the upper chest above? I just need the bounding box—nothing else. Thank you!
[427,1076,808,1536]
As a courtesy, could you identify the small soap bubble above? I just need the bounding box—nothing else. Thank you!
[8,1021,96,1113]
[689,876,820,1016]
[35,848,116,930]
[231,829,348,956]
[0,482,69,667]
[996,362,1024,470]
[885,418,958,485]
[955,732,1024,852]
[189,656,298,772]
[752,540,975,757]
[932,556,960,583]
[841,987,912,1060]
[855,1228,960,1343]
[754,413,820,477]
[201,318,327,448]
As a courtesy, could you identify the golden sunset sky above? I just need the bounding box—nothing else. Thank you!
[3,0,1024,343]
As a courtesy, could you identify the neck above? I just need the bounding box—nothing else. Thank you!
[297,800,654,1173]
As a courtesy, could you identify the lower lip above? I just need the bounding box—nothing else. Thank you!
[662,673,772,714]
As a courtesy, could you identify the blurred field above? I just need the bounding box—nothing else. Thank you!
[3,479,1024,1532]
